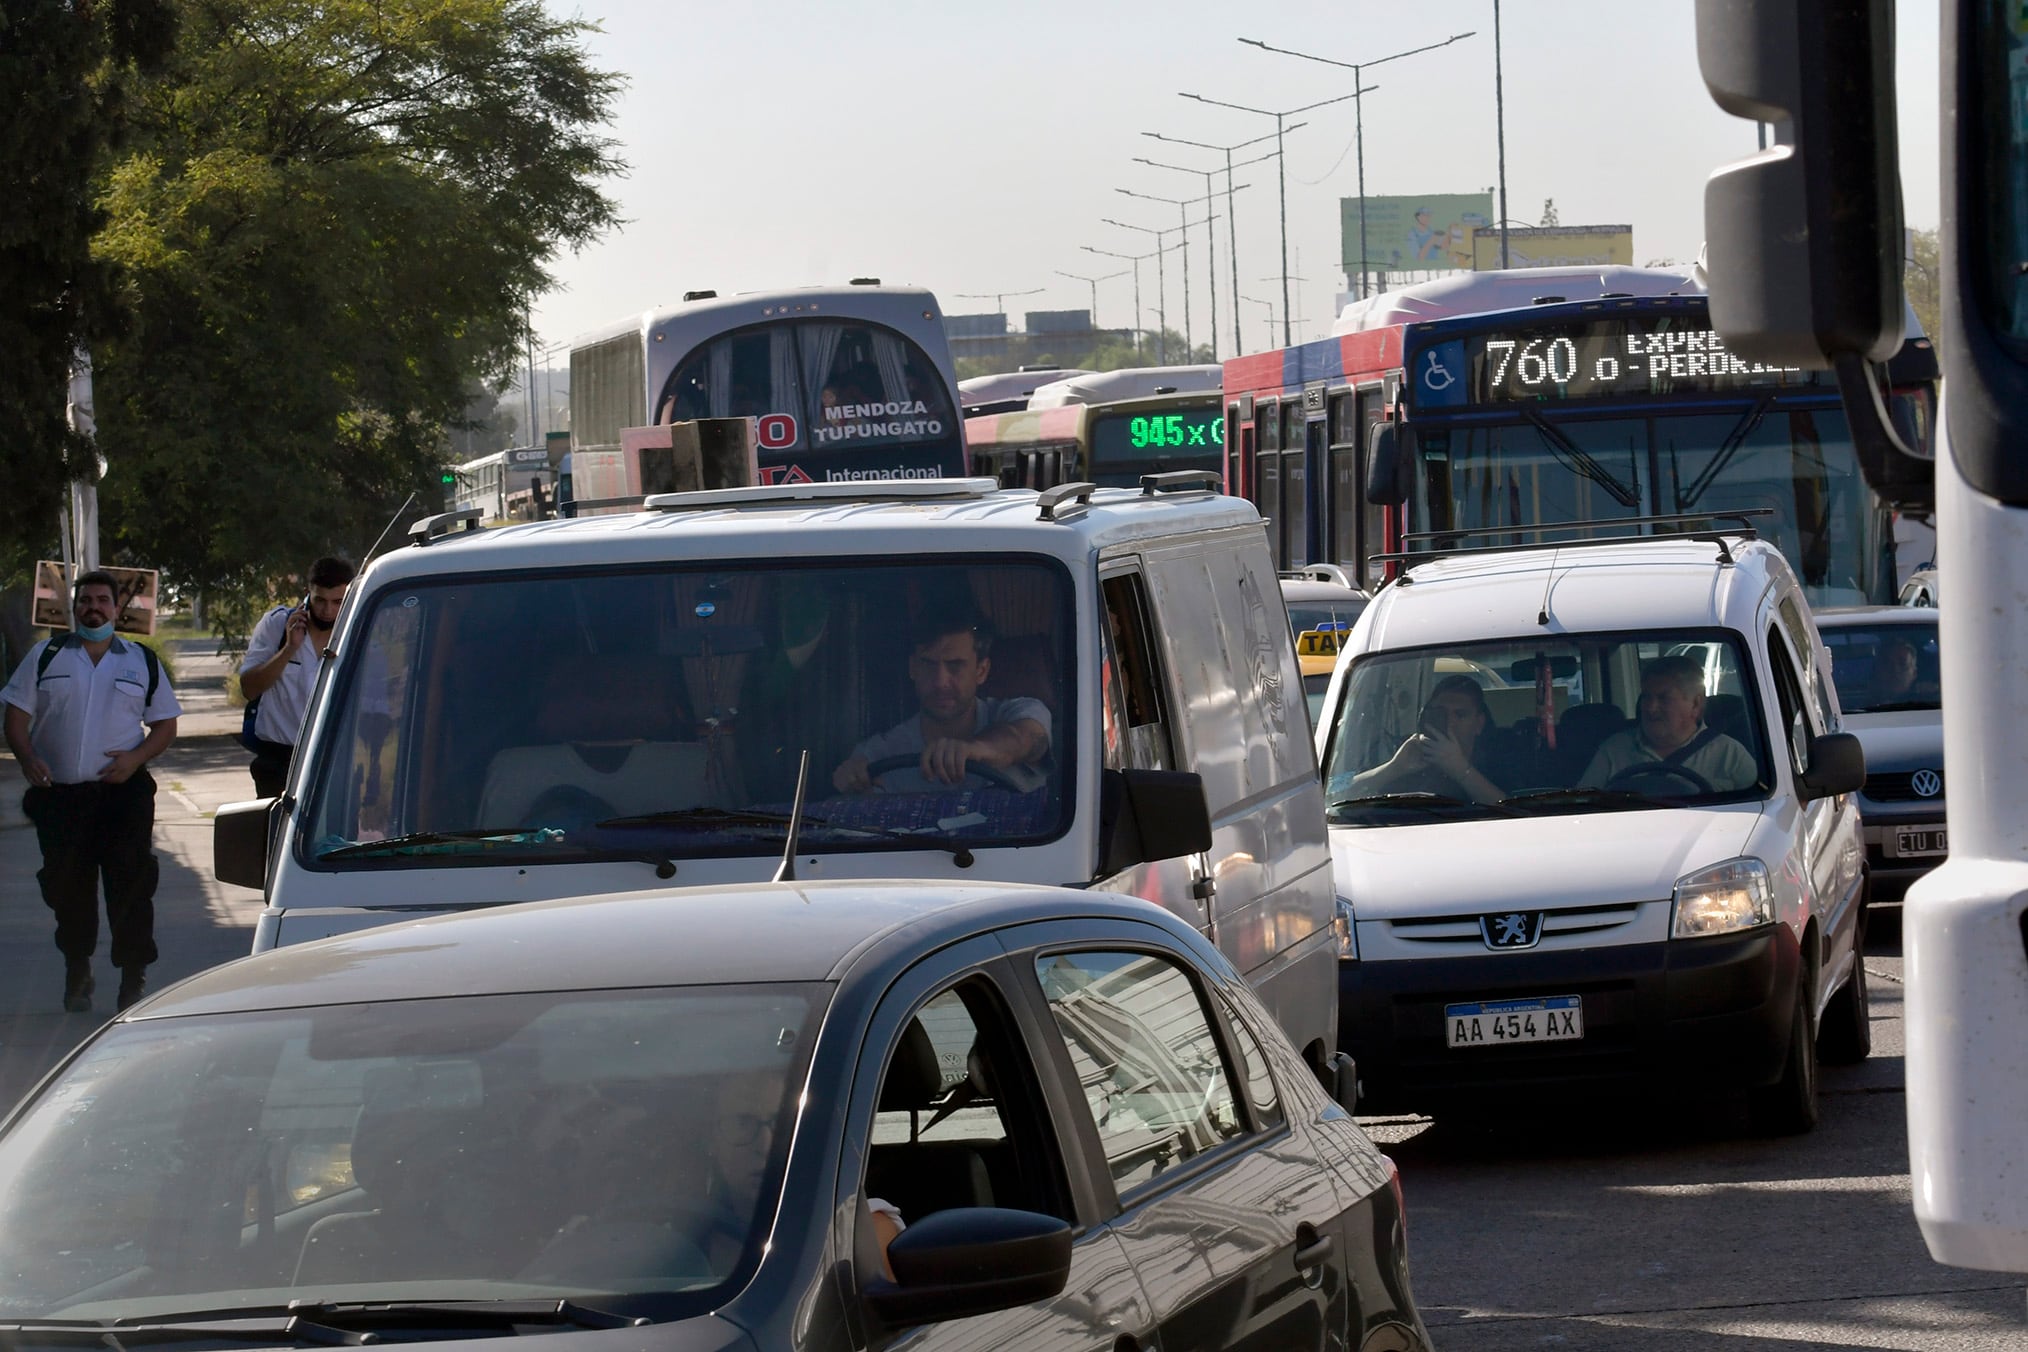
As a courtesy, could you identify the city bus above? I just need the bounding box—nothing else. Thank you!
[567,283,965,496]
[964,365,1225,490]
[1220,266,1939,604]
[447,447,553,522]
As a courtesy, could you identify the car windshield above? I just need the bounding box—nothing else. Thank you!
[1821,620,1942,712]
[301,557,1074,867]
[1320,629,1772,825]
[0,984,826,1321]
[1286,598,1368,642]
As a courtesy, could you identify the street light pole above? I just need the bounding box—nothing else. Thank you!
[1144,128,1291,357]
[1117,186,1211,357]
[1136,154,1268,364]
[1239,294,1277,350]
[1494,0,1510,267]
[1053,268,1127,330]
[1180,88,1364,346]
[1237,31,1476,298]
[1103,215,1215,363]
[1082,244,1164,355]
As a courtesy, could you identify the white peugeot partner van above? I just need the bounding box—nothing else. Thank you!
[1314,524,1868,1132]
[216,475,1340,1075]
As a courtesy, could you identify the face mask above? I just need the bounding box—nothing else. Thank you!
[75,620,115,642]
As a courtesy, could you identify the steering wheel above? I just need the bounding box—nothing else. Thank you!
[1603,761,1716,796]
[864,753,1030,793]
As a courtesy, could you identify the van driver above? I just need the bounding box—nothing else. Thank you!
[832,615,1050,793]
[1578,655,1759,793]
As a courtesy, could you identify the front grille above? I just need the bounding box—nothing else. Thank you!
[1864,769,1946,802]
[1386,902,1645,946]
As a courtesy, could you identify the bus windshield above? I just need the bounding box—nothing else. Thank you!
[1411,404,1890,606]
[657,318,957,458]
[299,558,1075,869]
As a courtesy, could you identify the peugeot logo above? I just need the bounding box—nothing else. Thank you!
[1911,768,1943,799]
[1482,912,1543,950]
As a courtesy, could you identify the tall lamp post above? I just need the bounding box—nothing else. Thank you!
[1236,31,1477,299]
[1134,155,1265,362]
[1081,244,1170,355]
[1101,215,1216,362]
[1052,268,1127,331]
[1143,127,1299,357]
[1239,295,1278,350]
[1117,186,1213,358]
[1494,0,1509,268]
[1178,87,1365,346]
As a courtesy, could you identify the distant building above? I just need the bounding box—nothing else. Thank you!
[946,310,1134,371]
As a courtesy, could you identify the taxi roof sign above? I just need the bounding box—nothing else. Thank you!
[1296,629,1343,657]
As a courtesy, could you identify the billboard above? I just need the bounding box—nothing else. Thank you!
[1470,224,1635,270]
[1342,193,1494,273]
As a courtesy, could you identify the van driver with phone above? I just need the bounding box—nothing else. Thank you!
[1343,673,1506,804]
[239,556,356,797]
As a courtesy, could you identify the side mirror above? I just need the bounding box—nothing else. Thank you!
[1098,768,1214,876]
[1364,422,1411,506]
[1799,731,1865,800]
[863,1207,1072,1327]
[214,797,279,890]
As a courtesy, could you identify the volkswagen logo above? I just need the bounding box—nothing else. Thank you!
[1481,912,1543,950]
[1911,768,1943,799]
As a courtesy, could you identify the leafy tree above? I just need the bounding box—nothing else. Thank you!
[0,0,177,582]
[89,0,622,635]
[1905,226,1941,351]
[1539,198,1560,227]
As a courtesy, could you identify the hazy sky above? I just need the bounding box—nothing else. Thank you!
[530,1,1943,359]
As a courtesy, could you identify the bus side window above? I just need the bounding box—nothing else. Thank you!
[1328,392,1359,568]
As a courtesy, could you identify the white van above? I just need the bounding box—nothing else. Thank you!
[1313,527,1869,1132]
[215,475,1340,1076]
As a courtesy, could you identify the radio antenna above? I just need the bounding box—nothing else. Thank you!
[773,750,812,883]
[360,490,420,569]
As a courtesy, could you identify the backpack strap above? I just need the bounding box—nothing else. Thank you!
[1660,725,1721,768]
[138,643,161,706]
[34,634,77,683]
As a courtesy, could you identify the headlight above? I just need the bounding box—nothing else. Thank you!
[1334,897,1359,959]
[1671,858,1773,938]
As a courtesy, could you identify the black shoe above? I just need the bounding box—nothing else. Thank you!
[63,964,94,1014]
[117,968,147,1012]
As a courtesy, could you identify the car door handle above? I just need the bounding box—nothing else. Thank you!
[1294,1228,1334,1270]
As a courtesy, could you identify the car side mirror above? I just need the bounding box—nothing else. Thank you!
[1798,731,1865,800]
[862,1207,1072,1327]
[1364,422,1412,506]
[1098,768,1214,876]
[214,797,279,890]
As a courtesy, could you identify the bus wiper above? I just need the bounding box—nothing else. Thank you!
[598,806,977,867]
[1518,407,1640,508]
[319,829,676,877]
[1677,396,1773,509]
[1856,699,1939,713]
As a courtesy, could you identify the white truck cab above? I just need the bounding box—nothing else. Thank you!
[1314,524,1869,1130]
[216,476,1340,1073]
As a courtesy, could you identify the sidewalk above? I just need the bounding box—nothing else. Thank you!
[0,640,263,1106]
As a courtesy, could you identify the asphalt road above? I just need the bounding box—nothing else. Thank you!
[1363,915,2028,1348]
[0,644,2022,1345]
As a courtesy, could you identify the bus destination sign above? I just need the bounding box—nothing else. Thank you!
[1091,408,1225,463]
[1412,315,1827,409]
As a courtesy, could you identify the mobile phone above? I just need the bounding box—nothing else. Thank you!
[1419,709,1446,739]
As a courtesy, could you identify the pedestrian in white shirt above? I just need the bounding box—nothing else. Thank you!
[238,556,354,797]
[2,571,181,1012]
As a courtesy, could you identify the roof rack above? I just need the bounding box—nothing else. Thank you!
[1279,563,1359,589]
[409,508,486,546]
[644,477,1001,513]
[1369,510,1774,573]
[1037,481,1097,521]
[1140,470,1220,496]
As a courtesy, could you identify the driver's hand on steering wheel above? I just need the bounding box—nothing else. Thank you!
[832,755,874,793]
[922,737,987,785]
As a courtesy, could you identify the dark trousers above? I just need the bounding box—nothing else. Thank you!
[22,773,160,970]
[249,737,295,799]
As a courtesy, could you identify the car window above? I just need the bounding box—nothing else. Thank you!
[1220,1000,1284,1131]
[1100,570,1174,772]
[1775,596,1832,731]
[1767,626,1814,775]
[860,978,1071,1262]
[1033,950,1246,1198]
[1821,621,1942,713]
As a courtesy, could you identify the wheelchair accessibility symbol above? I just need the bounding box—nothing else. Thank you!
[1421,349,1456,392]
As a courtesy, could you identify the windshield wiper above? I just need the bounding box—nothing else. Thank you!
[8,1300,649,1344]
[1518,406,1641,509]
[1854,699,1939,713]
[319,829,676,877]
[1500,787,1673,810]
[1677,396,1773,509]
[599,806,977,867]
[1328,792,1515,817]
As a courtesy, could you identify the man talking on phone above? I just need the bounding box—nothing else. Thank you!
[239,556,355,797]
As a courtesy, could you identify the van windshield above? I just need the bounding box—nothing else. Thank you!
[300,557,1075,867]
[1320,629,1772,825]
